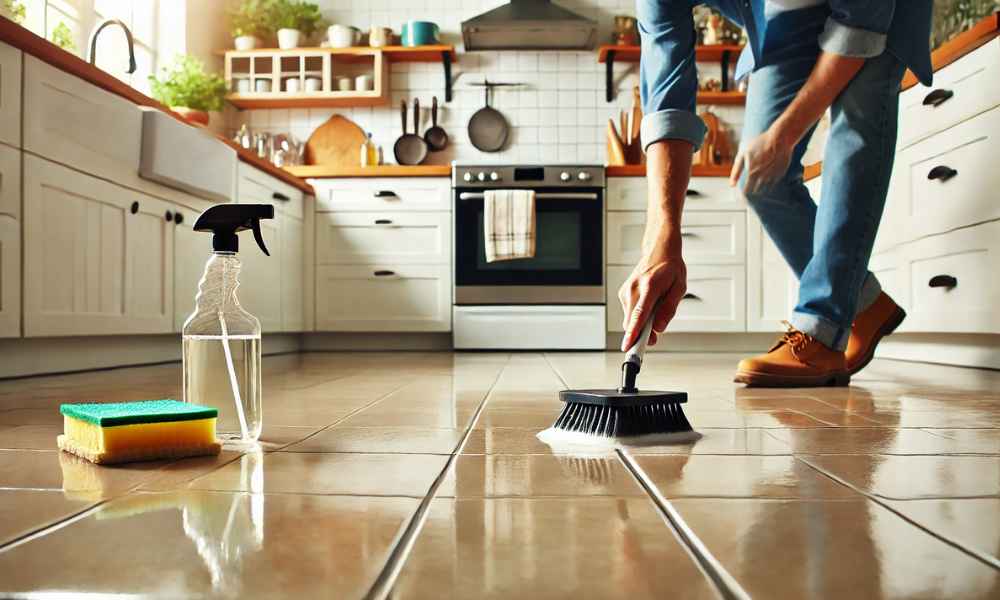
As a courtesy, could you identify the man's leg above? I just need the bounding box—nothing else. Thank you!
[789,52,906,352]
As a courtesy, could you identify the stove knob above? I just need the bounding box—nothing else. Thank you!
[577,171,592,181]
[489,171,501,181]
[560,171,571,182]
[463,172,473,182]
[477,172,487,182]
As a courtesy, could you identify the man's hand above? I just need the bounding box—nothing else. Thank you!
[729,127,795,195]
[618,251,687,351]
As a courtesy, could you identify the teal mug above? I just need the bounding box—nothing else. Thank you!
[401,20,439,46]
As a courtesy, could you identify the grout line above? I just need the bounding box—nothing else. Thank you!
[794,456,1000,571]
[617,449,753,600]
[363,356,511,600]
[0,499,112,554]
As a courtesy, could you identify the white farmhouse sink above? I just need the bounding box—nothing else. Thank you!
[139,107,236,203]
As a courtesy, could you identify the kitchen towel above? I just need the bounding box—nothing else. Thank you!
[484,189,536,263]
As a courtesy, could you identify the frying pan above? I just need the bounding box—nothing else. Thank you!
[393,98,428,165]
[423,96,448,152]
[468,81,518,153]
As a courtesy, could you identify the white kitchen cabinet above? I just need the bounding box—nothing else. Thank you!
[281,214,306,332]
[316,211,451,265]
[238,215,283,332]
[0,42,21,148]
[316,264,451,332]
[22,156,174,337]
[607,176,741,212]
[607,211,746,266]
[746,211,798,332]
[314,178,450,212]
[172,204,213,331]
[0,215,19,337]
[0,143,19,221]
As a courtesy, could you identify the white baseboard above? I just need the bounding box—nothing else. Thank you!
[302,332,453,351]
[605,332,778,353]
[876,333,1000,370]
[0,334,303,379]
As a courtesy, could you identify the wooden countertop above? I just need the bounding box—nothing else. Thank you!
[284,165,452,178]
[0,17,313,195]
[606,164,733,178]
[902,11,1000,91]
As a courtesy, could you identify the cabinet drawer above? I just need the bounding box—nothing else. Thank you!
[899,38,1000,150]
[903,106,1000,239]
[869,249,908,313]
[314,178,450,212]
[238,162,304,219]
[607,211,745,265]
[317,212,450,265]
[608,176,740,211]
[316,264,451,332]
[0,215,19,337]
[607,264,746,332]
[900,221,1000,334]
[0,42,21,147]
[0,144,19,219]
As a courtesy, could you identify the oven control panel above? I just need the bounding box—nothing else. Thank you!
[453,165,605,188]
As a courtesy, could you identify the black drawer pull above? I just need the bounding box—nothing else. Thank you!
[685,189,702,197]
[374,219,393,225]
[927,165,958,182]
[928,275,957,289]
[922,88,953,107]
[374,190,398,198]
[174,212,184,225]
[164,210,173,222]
[373,270,396,277]
[680,229,695,237]
[272,192,290,202]
[682,293,700,300]
[130,201,139,214]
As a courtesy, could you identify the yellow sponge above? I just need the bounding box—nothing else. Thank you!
[58,400,221,465]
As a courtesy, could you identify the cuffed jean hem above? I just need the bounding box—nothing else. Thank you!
[857,272,883,313]
[640,109,708,152]
[790,312,851,352]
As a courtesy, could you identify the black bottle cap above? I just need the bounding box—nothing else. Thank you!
[193,204,275,255]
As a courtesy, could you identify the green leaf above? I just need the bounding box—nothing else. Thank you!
[148,55,227,112]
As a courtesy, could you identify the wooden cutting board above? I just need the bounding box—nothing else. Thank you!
[305,114,367,166]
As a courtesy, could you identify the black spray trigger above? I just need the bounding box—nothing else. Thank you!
[251,219,269,256]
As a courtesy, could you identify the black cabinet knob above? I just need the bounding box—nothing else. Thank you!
[164,210,173,222]
[685,189,702,197]
[174,212,184,225]
[130,201,139,214]
[272,192,290,202]
[928,275,957,289]
[927,165,958,182]
[922,88,954,107]
[374,190,398,198]
[373,270,396,277]
[682,293,700,300]
[374,219,393,225]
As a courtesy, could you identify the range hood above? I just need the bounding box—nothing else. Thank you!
[462,0,597,51]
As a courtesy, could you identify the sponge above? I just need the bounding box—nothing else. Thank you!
[57,400,222,465]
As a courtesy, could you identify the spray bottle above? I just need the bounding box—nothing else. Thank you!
[183,204,274,443]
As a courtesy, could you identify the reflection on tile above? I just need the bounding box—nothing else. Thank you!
[803,455,1000,499]
[629,428,792,455]
[922,429,1000,454]
[0,450,169,500]
[472,408,562,429]
[0,491,417,598]
[392,498,717,600]
[189,451,448,497]
[0,489,94,545]
[634,455,856,498]
[138,451,244,492]
[884,499,1000,561]
[0,425,62,450]
[439,454,644,497]
[766,428,972,455]
[284,427,464,454]
[672,499,1000,599]
[255,425,323,451]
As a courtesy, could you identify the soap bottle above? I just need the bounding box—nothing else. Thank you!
[182,204,275,443]
[360,132,377,166]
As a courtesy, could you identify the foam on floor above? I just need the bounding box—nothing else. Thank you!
[536,427,702,450]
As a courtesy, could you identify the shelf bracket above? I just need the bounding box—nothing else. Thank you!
[442,51,453,102]
[721,50,732,92]
[605,49,616,102]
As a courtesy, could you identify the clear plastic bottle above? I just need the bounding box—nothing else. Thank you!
[183,252,262,442]
[360,132,378,166]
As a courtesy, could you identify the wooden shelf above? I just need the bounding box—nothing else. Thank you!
[227,91,386,109]
[697,91,746,105]
[284,164,452,178]
[597,44,743,63]
[606,164,734,178]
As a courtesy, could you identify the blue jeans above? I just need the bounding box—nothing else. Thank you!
[741,50,906,351]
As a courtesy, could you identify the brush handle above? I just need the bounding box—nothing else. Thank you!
[623,303,658,369]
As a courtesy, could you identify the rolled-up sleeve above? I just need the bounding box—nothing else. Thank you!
[819,1,895,58]
[637,0,705,152]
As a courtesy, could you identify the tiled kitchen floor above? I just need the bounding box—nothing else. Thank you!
[0,352,998,598]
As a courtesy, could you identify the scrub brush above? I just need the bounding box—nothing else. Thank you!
[538,311,699,447]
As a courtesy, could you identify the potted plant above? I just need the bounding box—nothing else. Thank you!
[228,0,270,50]
[267,0,324,49]
[0,0,26,24]
[148,55,227,127]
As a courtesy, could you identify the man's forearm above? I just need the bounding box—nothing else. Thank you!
[773,51,865,146]
[644,139,694,258]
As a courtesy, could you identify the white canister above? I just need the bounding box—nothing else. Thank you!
[254,78,272,93]
[304,77,322,92]
[336,76,354,91]
[368,26,392,47]
[327,24,359,48]
[234,35,258,51]
[284,78,301,93]
[235,78,252,94]
[277,28,302,49]
[354,74,374,91]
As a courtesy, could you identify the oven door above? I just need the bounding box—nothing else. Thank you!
[454,188,604,304]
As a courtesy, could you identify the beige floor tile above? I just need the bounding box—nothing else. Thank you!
[0,491,417,598]
[671,498,1000,599]
[254,425,323,450]
[766,427,978,455]
[802,454,1000,499]
[188,451,448,497]
[283,427,464,454]
[0,407,64,426]
[473,407,562,429]
[884,498,1000,561]
[138,450,245,492]
[922,429,1000,454]
[438,454,644,497]
[341,407,479,428]
[633,454,856,498]
[0,489,94,545]
[391,497,717,600]
[0,449,170,500]
[0,425,62,450]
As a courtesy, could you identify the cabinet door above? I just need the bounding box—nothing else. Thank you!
[607,211,746,266]
[172,206,207,331]
[0,143,19,219]
[23,156,173,336]
[281,214,305,332]
[239,215,283,332]
[0,215,19,337]
[316,265,451,332]
[316,211,451,265]
[0,42,21,147]
[746,212,798,332]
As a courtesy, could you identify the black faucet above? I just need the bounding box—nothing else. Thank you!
[88,19,137,74]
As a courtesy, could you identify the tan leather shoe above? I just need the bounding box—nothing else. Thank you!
[845,292,906,375]
[734,323,850,387]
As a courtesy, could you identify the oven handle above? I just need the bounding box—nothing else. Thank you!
[458,192,599,201]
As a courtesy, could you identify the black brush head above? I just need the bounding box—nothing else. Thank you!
[559,389,687,407]
[550,389,693,439]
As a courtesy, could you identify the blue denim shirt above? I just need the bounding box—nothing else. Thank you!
[638,1,933,151]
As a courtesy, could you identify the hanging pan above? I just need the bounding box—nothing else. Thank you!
[467,80,520,153]
[393,98,428,166]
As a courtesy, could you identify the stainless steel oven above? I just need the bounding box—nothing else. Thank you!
[452,164,606,349]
